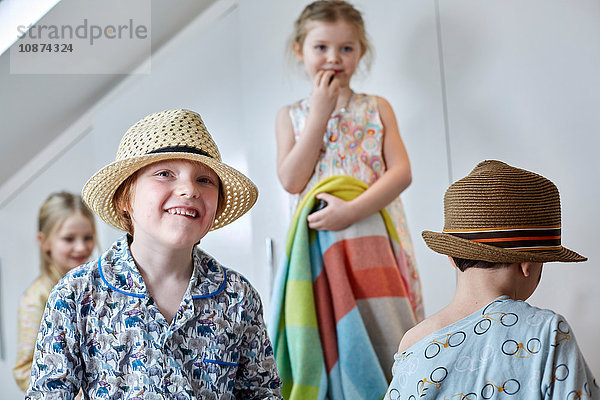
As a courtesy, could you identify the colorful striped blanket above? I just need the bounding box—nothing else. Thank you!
[269,176,418,400]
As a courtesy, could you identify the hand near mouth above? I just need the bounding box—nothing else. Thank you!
[310,69,340,120]
[324,68,343,84]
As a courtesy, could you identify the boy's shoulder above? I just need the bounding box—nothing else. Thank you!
[508,299,568,336]
[51,237,133,298]
[45,258,100,308]
[474,298,566,337]
[59,259,100,288]
[398,297,565,354]
[498,298,561,322]
[397,318,437,353]
[397,305,462,353]
[194,248,259,294]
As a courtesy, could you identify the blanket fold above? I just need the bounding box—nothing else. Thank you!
[269,176,417,400]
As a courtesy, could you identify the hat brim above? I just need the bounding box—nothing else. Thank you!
[422,230,587,263]
[83,152,258,232]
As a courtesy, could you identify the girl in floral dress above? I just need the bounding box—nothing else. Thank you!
[271,2,424,397]
[275,0,423,320]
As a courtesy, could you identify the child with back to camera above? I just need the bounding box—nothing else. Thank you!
[270,1,423,398]
[385,160,598,400]
[26,109,282,399]
[13,191,96,393]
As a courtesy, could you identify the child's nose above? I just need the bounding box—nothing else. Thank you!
[177,179,200,198]
[327,49,341,63]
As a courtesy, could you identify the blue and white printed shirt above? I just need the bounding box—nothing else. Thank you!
[385,296,598,400]
[26,236,282,399]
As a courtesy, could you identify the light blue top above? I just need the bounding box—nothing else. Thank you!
[385,296,598,399]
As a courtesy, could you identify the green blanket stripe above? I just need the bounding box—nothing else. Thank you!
[282,382,321,400]
[285,281,318,326]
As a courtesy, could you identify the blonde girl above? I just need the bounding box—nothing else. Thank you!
[13,192,96,392]
[271,1,424,398]
[276,0,422,314]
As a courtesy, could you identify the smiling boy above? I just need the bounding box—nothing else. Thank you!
[26,109,282,399]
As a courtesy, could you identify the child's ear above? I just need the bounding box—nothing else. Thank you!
[37,232,46,248]
[292,42,304,61]
[448,256,459,270]
[519,262,532,277]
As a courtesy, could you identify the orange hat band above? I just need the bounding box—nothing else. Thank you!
[444,226,561,251]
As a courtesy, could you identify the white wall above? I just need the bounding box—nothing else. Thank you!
[438,0,600,375]
[1,1,598,396]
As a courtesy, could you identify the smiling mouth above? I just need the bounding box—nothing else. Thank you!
[166,207,198,218]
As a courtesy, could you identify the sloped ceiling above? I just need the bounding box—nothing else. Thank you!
[0,0,216,188]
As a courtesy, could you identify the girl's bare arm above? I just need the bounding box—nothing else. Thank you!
[276,70,339,194]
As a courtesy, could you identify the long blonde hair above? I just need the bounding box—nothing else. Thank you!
[38,192,96,277]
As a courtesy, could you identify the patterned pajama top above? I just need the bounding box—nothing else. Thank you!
[385,296,598,400]
[26,236,282,400]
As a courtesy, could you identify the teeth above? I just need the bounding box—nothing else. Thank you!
[167,208,197,218]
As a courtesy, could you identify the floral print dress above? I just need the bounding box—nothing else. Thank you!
[26,236,282,400]
[289,92,423,320]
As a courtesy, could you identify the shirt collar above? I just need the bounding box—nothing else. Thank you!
[98,236,227,299]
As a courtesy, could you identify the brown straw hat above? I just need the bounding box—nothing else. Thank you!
[422,160,586,263]
[82,109,258,231]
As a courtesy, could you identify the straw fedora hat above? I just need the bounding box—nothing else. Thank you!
[422,160,586,263]
[82,109,258,231]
